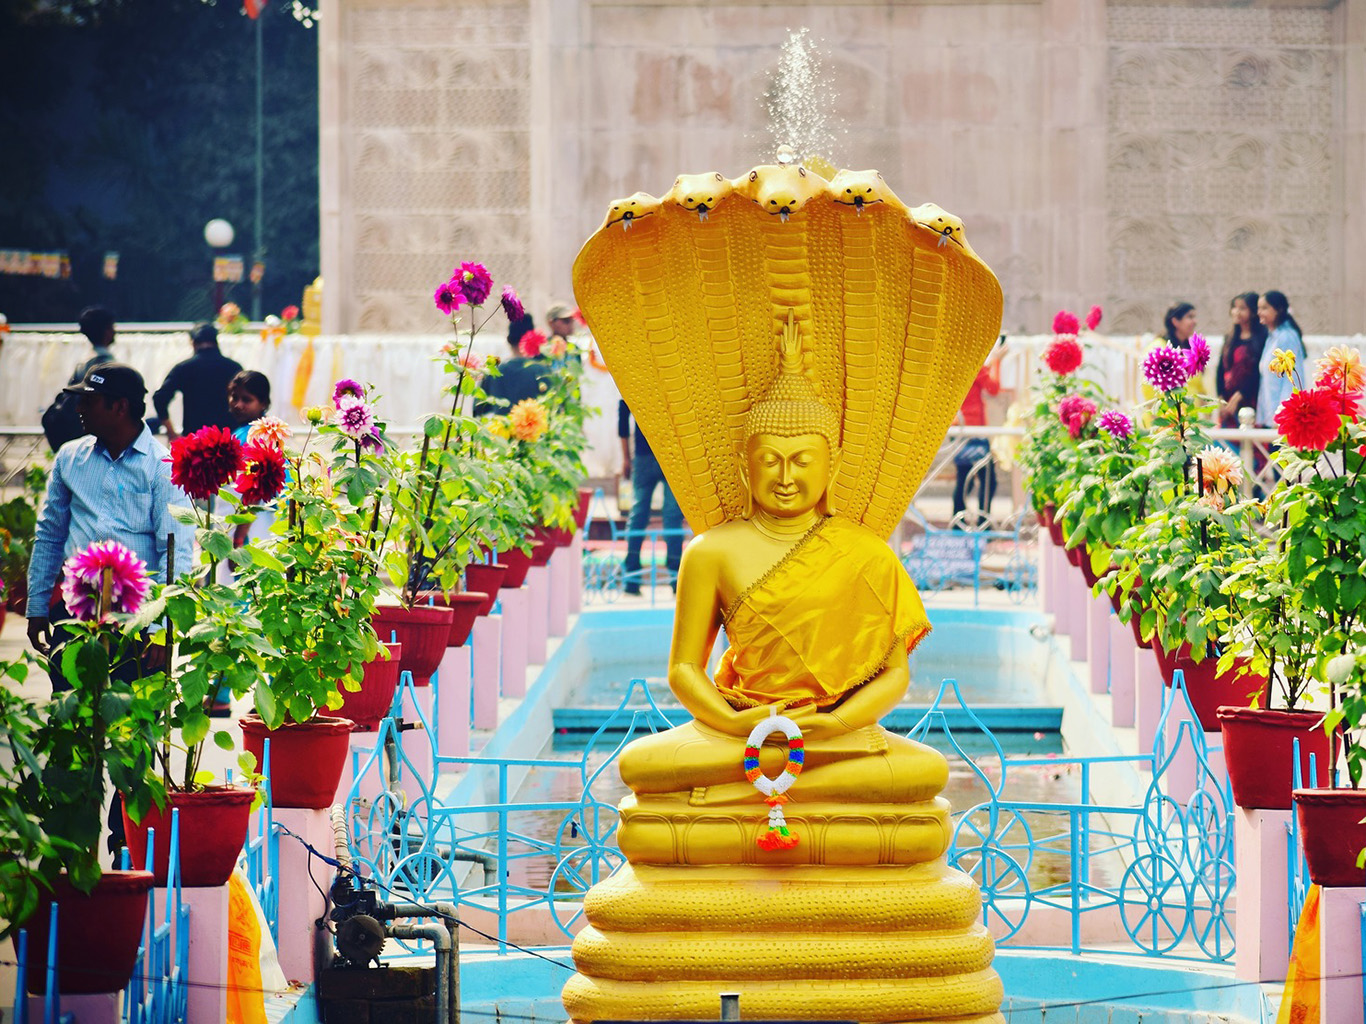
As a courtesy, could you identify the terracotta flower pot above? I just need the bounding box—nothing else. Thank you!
[1127,610,1150,649]
[18,870,154,994]
[416,591,487,647]
[574,488,594,529]
[121,786,256,887]
[239,714,354,809]
[1063,542,1082,568]
[1294,788,1366,888]
[1040,503,1056,530]
[549,525,575,547]
[336,641,402,732]
[1047,517,1065,548]
[494,546,533,588]
[1218,706,1334,810]
[1077,546,1100,588]
[372,604,455,686]
[1153,644,1267,732]
[529,526,557,566]
[465,563,508,614]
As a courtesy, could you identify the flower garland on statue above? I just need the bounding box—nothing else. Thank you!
[743,708,805,850]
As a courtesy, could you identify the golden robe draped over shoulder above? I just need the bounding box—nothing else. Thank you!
[715,516,930,711]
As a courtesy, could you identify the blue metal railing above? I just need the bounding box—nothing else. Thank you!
[341,668,1237,962]
[11,781,279,1022]
[11,815,188,1024]
[898,506,1037,605]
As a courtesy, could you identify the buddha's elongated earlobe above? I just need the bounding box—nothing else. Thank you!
[817,448,842,516]
[737,452,753,519]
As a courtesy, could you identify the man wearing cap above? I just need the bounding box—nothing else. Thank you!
[546,302,578,345]
[26,363,194,669]
[151,322,244,441]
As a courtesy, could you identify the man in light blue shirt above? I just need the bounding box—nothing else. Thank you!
[26,363,194,663]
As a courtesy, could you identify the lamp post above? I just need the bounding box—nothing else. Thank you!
[204,218,235,315]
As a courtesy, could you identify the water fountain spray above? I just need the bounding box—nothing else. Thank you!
[765,28,839,175]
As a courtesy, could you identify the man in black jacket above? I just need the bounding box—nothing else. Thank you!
[151,323,243,440]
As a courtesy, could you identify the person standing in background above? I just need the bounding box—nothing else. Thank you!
[952,350,1002,526]
[73,306,117,378]
[1160,302,1198,348]
[1255,290,1306,427]
[1218,292,1266,428]
[151,322,243,440]
[618,399,684,596]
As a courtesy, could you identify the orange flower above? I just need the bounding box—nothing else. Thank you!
[1315,345,1366,393]
[509,398,549,442]
[246,415,292,449]
[1198,444,1243,494]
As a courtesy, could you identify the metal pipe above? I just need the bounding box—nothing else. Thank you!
[381,902,460,1024]
[330,805,352,869]
[388,922,450,1024]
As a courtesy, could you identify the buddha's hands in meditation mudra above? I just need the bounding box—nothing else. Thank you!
[616,318,949,819]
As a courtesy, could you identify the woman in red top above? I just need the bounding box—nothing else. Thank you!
[952,356,1002,525]
[1217,292,1266,428]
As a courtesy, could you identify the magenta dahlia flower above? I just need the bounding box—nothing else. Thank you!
[1085,305,1103,331]
[500,285,524,323]
[60,540,150,621]
[332,379,365,408]
[1143,345,1189,392]
[1184,334,1211,377]
[1052,309,1080,336]
[1097,409,1133,440]
[336,396,376,440]
[455,262,494,306]
[1057,394,1097,439]
[434,279,465,316]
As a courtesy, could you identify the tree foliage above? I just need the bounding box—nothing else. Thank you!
[0,0,318,322]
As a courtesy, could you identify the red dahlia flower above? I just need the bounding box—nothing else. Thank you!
[1044,338,1083,376]
[1274,387,1343,451]
[519,329,546,358]
[170,426,244,500]
[235,443,288,505]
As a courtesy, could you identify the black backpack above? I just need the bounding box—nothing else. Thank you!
[42,352,111,452]
[41,390,86,452]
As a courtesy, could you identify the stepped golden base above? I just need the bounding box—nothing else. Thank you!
[564,861,1004,1023]
[617,796,952,866]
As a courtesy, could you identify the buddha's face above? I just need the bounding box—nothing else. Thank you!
[743,433,833,518]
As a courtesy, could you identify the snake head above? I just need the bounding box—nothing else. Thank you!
[667,172,733,217]
[602,192,660,232]
[829,170,907,215]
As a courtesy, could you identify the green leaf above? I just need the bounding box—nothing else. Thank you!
[213,730,236,751]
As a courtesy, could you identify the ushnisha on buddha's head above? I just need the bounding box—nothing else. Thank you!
[738,314,842,521]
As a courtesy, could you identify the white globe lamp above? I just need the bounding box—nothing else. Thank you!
[203,219,235,248]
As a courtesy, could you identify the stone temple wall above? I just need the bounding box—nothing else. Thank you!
[320,0,1366,337]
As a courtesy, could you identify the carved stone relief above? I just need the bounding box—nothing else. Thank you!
[1106,6,1336,336]
[347,1,531,333]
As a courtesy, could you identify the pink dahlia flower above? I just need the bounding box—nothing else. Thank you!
[60,540,150,621]
[1057,394,1097,439]
[1096,409,1132,440]
[500,286,524,323]
[434,279,465,316]
[1143,345,1189,392]
[1184,334,1211,377]
[455,262,494,306]
[1085,305,1103,331]
[336,396,376,440]
[332,379,365,408]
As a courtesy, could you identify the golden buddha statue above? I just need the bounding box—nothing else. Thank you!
[564,165,1006,1023]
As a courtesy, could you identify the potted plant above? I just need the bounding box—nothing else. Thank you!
[1103,337,1263,727]
[1017,310,1107,540]
[4,544,163,993]
[114,423,285,885]
[1216,345,1365,810]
